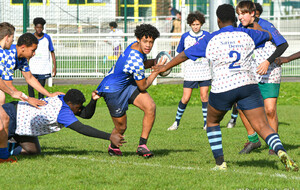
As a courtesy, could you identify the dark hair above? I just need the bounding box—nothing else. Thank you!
[236,1,256,14]
[187,11,205,25]
[17,33,38,47]
[134,24,160,40]
[254,2,263,16]
[0,22,15,40]
[109,21,118,28]
[217,4,236,23]
[33,17,46,26]
[63,89,86,105]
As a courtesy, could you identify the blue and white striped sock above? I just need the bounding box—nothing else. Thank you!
[206,125,223,159]
[175,100,187,125]
[202,102,208,126]
[265,133,285,154]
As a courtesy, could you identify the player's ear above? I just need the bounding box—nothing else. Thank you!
[136,37,140,43]
[250,11,255,17]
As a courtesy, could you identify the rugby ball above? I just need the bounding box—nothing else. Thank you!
[155,51,172,77]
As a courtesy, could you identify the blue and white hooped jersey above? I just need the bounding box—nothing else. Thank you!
[2,44,30,81]
[239,18,287,83]
[29,33,54,75]
[184,25,270,93]
[97,41,146,93]
[177,30,212,81]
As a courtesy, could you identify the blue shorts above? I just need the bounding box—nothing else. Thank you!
[33,74,51,80]
[209,84,264,111]
[183,80,211,88]
[98,84,140,117]
[2,102,18,139]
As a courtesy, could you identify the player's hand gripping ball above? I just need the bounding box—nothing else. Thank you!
[155,51,172,77]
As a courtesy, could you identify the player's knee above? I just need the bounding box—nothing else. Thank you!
[0,113,9,132]
[146,103,156,116]
[265,107,276,118]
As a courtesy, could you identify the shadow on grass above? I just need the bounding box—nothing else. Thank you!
[278,121,290,126]
[39,146,105,155]
[234,159,280,170]
[123,148,196,157]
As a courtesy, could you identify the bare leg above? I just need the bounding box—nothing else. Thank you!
[14,135,41,155]
[0,90,6,105]
[199,86,209,102]
[238,109,256,135]
[264,98,278,132]
[181,88,193,104]
[133,91,156,139]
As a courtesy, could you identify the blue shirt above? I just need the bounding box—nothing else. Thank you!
[238,18,286,47]
[97,41,146,93]
[3,44,30,81]
[57,95,79,127]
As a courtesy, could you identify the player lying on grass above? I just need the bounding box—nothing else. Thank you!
[96,24,162,158]
[0,89,125,163]
[152,4,298,172]
[1,32,63,106]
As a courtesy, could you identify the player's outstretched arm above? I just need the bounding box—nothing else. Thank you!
[68,121,126,147]
[22,71,64,97]
[76,91,100,119]
[152,51,188,74]
[249,22,273,41]
[275,51,300,65]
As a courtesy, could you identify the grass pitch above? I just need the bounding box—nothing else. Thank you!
[0,83,299,189]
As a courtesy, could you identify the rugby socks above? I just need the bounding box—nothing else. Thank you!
[265,133,285,154]
[175,100,187,125]
[11,146,22,156]
[231,105,238,122]
[202,102,208,126]
[206,125,224,165]
[248,132,259,143]
[139,137,148,145]
[0,147,10,159]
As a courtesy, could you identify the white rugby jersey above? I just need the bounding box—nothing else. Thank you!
[239,18,287,83]
[184,25,270,93]
[29,33,54,75]
[177,30,212,81]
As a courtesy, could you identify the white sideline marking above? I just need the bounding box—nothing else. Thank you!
[52,155,300,180]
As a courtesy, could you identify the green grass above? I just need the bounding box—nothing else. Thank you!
[1,82,300,189]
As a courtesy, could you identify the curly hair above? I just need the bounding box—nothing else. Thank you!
[0,22,15,40]
[236,1,256,14]
[64,89,86,105]
[17,33,38,47]
[187,11,205,25]
[33,17,46,26]
[217,4,236,23]
[134,24,160,40]
[109,22,118,28]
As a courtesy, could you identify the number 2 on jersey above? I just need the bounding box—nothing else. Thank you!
[228,51,241,69]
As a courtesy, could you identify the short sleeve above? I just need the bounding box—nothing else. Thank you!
[123,51,145,81]
[184,37,208,61]
[176,35,185,53]
[45,34,55,52]
[57,104,78,127]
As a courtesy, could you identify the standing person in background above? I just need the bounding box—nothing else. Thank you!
[168,11,211,131]
[28,17,56,99]
[226,2,263,129]
[170,12,181,57]
[106,22,123,58]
